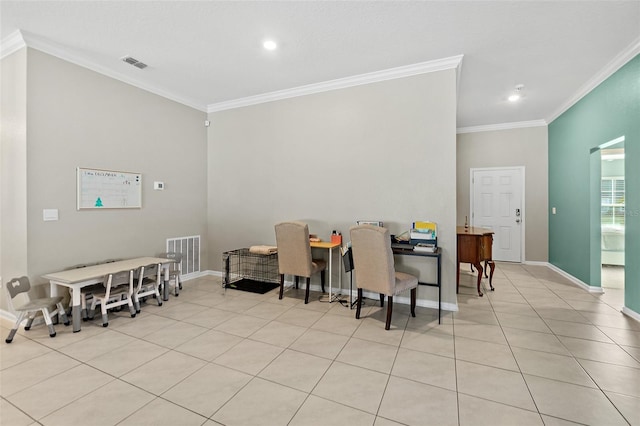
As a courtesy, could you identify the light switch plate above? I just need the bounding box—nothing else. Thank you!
[154,181,164,190]
[43,209,59,221]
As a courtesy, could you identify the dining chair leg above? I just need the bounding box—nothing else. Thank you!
[5,311,26,343]
[56,303,70,325]
[295,276,299,289]
[320,270,326,293]
[305,277,311,304]
[88,299,97,320]
[385,296,393,330]
[279,274,285,300]
[101,303,109,327]
[355,288,363,319]
[42,308,56,337]
[127,297,136,317]
[410,288,417,317]
[379,293,384,307]
[24,314,35,330]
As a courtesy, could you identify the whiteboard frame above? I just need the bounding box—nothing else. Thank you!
[77,167,142,210]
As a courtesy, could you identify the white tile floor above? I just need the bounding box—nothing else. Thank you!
[1,263,639,426]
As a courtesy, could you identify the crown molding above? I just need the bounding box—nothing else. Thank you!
[207,55,464,113]
[1,30,207,112]
[456,119,547,134]
[0,30,26,59]
[547,36,640,124]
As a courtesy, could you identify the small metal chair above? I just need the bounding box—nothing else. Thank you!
[133,263,163,313]
[157,252,183,296]
[5,276,70,343]
[87,270,136,327]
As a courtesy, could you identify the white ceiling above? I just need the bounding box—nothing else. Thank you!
[2,1,639,130]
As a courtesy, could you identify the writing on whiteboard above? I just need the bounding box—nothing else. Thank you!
[77,168,142,209]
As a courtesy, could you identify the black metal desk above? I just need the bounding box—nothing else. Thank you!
[392,247,442,324]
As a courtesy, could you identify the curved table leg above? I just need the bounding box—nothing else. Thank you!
[474,262,484,297]
[487,260,495,291]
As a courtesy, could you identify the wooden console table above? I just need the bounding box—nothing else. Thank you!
[456,226,495,296]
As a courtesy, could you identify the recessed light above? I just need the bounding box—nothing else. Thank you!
[508,84,524,102]
[263,40,277,51]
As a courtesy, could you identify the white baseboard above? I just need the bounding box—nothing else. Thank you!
[183,270,216,280]
[0,308,45,328]
[207,270,458,312]
[622,307,640,322]
[523,260,549,267]
[0,308,17,327]
[540,262,604,294]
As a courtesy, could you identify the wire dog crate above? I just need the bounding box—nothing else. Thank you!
[222,248,280,294]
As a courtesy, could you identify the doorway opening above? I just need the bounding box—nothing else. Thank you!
[600,140,625,291]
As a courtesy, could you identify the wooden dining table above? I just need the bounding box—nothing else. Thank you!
[43,256,175,332]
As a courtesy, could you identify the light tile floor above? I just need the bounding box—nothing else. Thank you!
[1,263,639,426]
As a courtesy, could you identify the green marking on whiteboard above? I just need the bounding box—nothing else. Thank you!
[95,197,103,207]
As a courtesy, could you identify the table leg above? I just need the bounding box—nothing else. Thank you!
[437,254,442,324]
[487,260,495,291]
[338,248,342,302]
[71,285,82,332]
[51,281,82,332]
[474,262,484,297]
[163,267,170,301]
[328,247,333,302]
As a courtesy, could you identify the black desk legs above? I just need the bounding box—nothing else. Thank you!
[437,254,441,324]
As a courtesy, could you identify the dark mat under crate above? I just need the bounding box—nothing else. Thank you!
[224,278,279,294]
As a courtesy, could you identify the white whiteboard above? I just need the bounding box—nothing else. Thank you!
[77,168,142,209]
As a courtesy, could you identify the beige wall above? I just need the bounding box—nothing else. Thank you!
[456,126,549,262]
[1,48,28,304]
[1,48,208,311]
[208,70,459,308]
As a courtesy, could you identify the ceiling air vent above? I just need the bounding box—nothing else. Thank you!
[121,56,148,69]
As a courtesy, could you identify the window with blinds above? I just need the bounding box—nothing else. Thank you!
[601,177,625,225]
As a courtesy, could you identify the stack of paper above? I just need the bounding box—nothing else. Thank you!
[414,243,437,253]
[410,221,437,245]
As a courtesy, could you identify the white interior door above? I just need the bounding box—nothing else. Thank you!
[471,167,524,262]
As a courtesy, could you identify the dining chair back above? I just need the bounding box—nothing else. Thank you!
[133,263,163,313]
[350,224,418,330]
[274,221,326,304]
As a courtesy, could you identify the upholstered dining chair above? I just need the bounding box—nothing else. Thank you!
[349,224,418,330]
[274,221,326,304]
